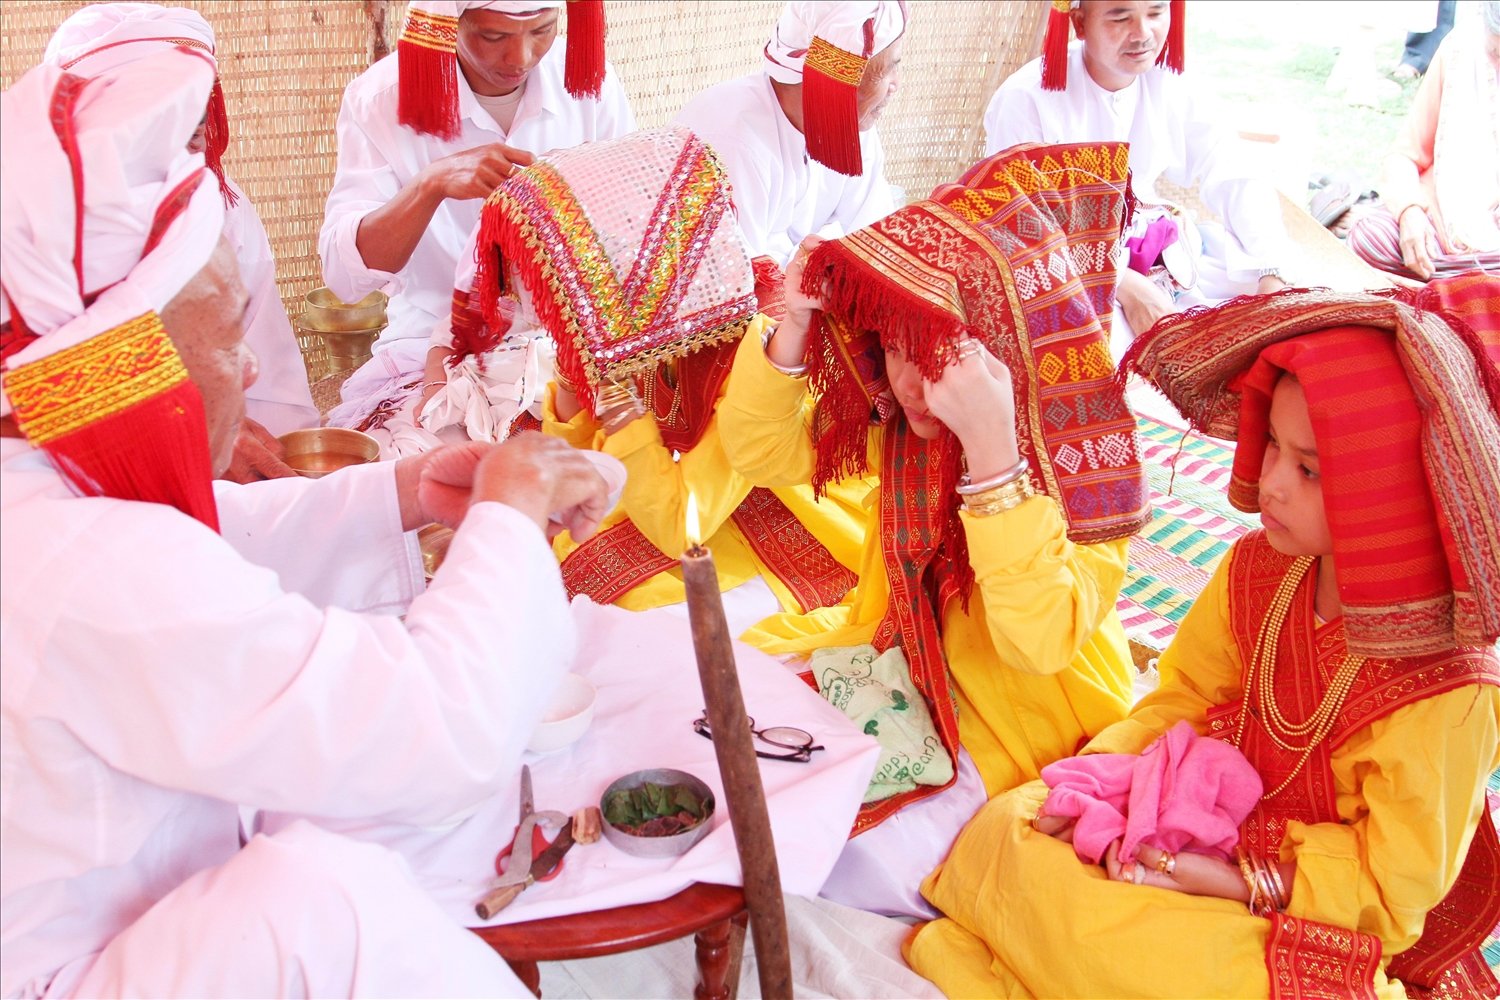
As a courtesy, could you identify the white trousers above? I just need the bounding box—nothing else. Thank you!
[58,821,526,999]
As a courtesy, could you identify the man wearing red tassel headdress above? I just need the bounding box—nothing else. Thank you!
[675,1,908,268]
[984,0,1292,355]
[0,45,612,999]
[322,0,634,431]
[43,3,320,482]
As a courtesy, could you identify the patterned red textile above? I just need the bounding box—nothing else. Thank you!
[800,141,1151,830]
[1209,533,1500,999]
[1123,290,1500,657]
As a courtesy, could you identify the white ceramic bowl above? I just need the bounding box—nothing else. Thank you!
[526,673,596,754]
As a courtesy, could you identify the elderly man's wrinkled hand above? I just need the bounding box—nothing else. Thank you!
[414,434,609,539]
[221,419,298,484]
[426,142,535,202]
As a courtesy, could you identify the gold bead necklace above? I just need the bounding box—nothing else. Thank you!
[1235,556,1366,798]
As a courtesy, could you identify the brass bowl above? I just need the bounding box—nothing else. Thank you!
[417,523,455,578]
[305,326,384,371]
[302,287,389,332]
[277,427,380,479]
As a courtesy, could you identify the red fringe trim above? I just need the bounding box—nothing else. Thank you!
[802,64,863,176]
[1157,0,1185,74]
[203,80,238,208]
[563,0,606,99]
[398,38,461,140]
[1040,7,1073,92]
[44,380,220,532]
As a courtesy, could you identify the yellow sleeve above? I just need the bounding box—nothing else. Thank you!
[541,382,603,451]
[1084,547,1244,755]
[717,317,819,487]
[960,495,1129,677]
[1284,682,1500,953]
[596,406,752,556]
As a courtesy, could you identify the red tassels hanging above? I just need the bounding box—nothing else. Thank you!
[202,78,238,207]
[802,36,867,176]
[397,6,462,140]
[564,0,606,99]
[1158,0,1186,74]
[1040,1,1074,92]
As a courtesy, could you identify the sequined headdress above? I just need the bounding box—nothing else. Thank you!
[468,125,758,447]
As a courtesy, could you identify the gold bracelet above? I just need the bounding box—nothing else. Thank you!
[1235,849,1264,917]
[961,474,1034,517]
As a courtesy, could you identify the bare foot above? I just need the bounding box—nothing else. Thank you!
[1392,63,1420,81]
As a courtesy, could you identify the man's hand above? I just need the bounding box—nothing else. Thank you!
[1255,274,1287,295]
[421,142,536,202]
[1117,267,1176,336]
[1398,205,1439,280]
[220,419,298,484]
[400,435,610,539]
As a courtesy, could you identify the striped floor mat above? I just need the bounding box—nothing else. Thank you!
[1117,414,1254,661]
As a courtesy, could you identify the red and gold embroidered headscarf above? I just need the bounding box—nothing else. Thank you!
[1122,276,1500,657]
[1,50,225,530]
[802,140,1151,546]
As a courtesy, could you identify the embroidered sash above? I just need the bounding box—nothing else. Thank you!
[1208,532,1500,999]
[561,487,856,613]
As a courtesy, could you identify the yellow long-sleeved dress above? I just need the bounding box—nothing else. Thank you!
[543,316,873,626]
[718,331,1135,798]
[906,542,1500,998]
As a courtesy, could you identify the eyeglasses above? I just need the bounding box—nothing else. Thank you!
[692,712,825,763]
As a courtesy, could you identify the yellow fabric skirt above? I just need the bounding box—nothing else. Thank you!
[905,780,1404,999]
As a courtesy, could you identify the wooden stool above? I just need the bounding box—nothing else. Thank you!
[472,882,748,999]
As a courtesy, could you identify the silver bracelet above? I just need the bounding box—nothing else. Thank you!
[761,323,809,378]
[956,458,1029,496]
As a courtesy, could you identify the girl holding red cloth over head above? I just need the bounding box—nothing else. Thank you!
[907,277,1500,999]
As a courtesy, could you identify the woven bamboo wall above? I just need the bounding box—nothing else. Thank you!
[2,0,1046,324]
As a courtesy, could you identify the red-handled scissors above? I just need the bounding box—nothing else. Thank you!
[495,765,566,882]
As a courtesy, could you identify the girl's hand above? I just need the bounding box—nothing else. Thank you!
[923,338,1021,479]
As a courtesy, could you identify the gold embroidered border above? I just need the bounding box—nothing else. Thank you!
[3,312,187,446]
[807,36,867,86]
[402,8,459,53]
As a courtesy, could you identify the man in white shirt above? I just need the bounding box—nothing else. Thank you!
[43,3,320,481]
[984,0,1289,351]
[675,1,907,268]
[322,0,634,430]
[1,47,609,998]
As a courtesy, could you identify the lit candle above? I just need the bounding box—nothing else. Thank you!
[680,492,792,997]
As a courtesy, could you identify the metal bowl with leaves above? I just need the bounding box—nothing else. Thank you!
[599,768,715,858]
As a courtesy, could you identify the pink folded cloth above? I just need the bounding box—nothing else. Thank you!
[1125,214,1180,275]
[1039,721,1263,865]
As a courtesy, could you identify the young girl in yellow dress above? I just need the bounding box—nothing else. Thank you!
[906,281,1500,999]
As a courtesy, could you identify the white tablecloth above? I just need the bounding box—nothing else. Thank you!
[321,598,881,927]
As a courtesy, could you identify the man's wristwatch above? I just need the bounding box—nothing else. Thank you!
[1257,267,1285,282]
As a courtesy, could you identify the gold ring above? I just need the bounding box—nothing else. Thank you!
[1155,850,1176,876]
[1131,862,1146,885]
[1029,814,1043,831]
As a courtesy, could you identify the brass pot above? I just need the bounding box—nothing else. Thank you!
[277,427,381,478]
[302,287,388,332]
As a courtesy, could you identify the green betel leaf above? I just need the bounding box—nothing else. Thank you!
[604,782,710,828]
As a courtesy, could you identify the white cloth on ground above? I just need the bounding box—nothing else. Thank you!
[816,746,987,919]
[985,43,1291,339]
[257,598,881,929]
[0,434,574,997]
[321,44,633,425]
[675,72,897,266]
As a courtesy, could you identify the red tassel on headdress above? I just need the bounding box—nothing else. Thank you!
[563,0,606,99]
[3,312,220,531]
[1040,0,1075,92]
[1157,0,1185,73]
[201,78,238,208]
[802,35,866,176]
[397,5,462,140]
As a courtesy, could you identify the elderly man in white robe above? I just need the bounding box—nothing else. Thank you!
[322,0,634,432]
[984,0,1290,354]
[674,1,907,268]
[43,2,320,482]
[0,46,611,998]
